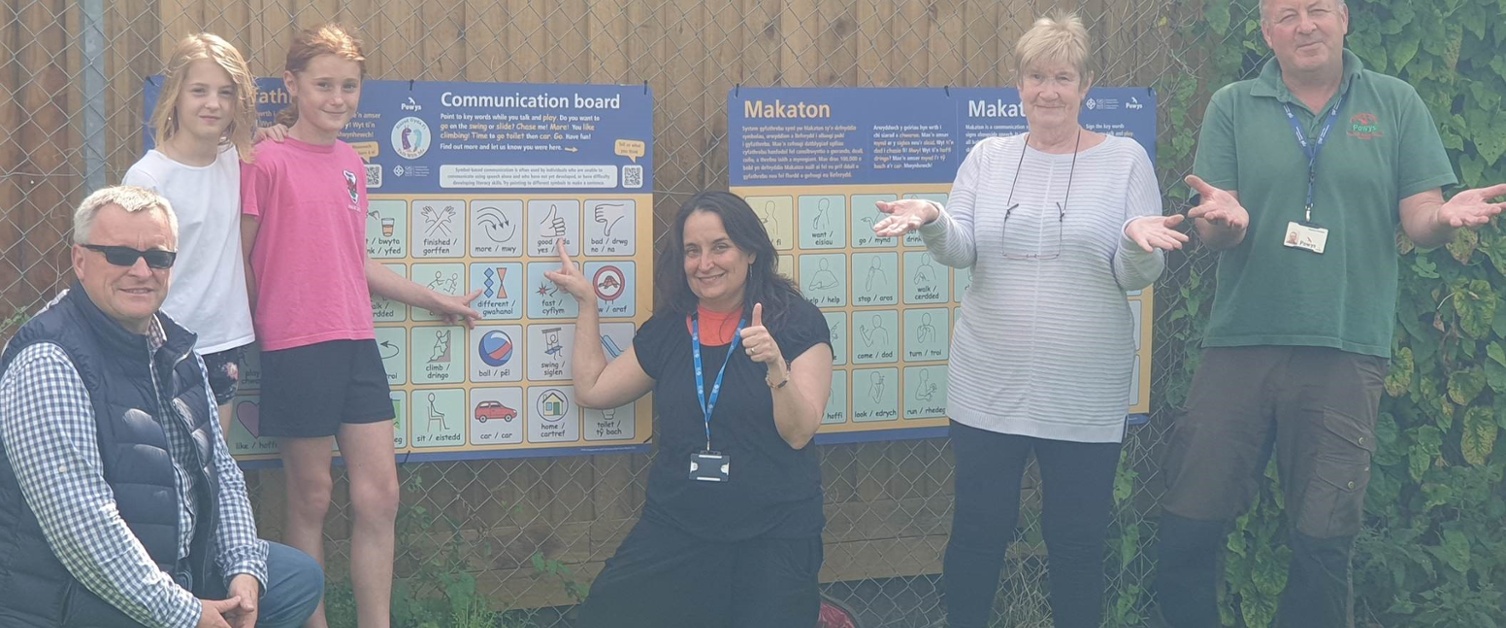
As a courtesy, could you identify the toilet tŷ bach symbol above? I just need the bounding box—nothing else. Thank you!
[593,265,626,302]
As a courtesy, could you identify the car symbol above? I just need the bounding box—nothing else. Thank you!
[474,400,517,423]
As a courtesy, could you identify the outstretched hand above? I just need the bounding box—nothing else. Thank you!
[871,199,941,238]
[1437,182,1506,230]
[1125,214,1190,252]
[1184,175,1248,232]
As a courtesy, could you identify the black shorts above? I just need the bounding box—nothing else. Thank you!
[258,339,394,439]
[201,346,247,406]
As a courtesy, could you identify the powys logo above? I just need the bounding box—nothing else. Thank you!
[1348,112,1383,140]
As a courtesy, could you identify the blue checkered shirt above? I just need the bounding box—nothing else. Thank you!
[0,318,268,628]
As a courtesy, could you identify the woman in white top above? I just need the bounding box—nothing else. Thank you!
[873,11,1186,628]
[123,33,259,432]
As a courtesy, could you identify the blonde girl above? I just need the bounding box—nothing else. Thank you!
[123,32,326,628]
[124,33,259,431]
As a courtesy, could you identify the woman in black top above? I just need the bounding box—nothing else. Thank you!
[547,191,833,628]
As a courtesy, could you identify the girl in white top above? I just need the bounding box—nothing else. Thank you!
[123,33,258,431]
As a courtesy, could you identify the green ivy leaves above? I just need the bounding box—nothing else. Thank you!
[1486,343,1506,393]
[1461,406,1497,466]
[1475,118,1506,167]
[1447,368,1486,405]
[1451,279,1498,339]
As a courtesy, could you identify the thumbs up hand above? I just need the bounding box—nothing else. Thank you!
[738,303,785,368]
[541,203,566,237]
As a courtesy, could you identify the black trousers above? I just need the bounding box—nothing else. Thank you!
[577,515,823,628]
[943,420,1123,628]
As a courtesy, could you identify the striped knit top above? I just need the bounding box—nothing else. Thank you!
[919,133,1164,443]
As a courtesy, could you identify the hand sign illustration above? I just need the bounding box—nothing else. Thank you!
[864,257,886,291]
[917,312,937,344]
[593,202,626,236]
[813,198,830,231]
[541,203,566,237]
[807,259,839,291]
[421,204,455,237]
[915,370,938,402]
[913,257,937,285]
[760,201,778,232]
[859,314,888,348]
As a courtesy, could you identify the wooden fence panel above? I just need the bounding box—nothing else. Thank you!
[1,0,28,314]
[9,0,76,311]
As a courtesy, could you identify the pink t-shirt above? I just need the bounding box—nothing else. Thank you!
[241,137,374,351]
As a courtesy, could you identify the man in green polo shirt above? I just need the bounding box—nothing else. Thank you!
[1153,0,1506,626]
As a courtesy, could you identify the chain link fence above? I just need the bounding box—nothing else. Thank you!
[1,0,1244,625]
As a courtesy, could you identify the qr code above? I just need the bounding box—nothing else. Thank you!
[622,164,643,189]
[365,164,382,189]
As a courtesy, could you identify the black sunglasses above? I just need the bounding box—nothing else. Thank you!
[80,244,177,269]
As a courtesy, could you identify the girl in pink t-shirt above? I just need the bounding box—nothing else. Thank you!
[240,24,479,628]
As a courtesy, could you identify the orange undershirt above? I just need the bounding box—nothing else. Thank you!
[687,305,743,346]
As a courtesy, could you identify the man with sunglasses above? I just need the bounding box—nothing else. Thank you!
[0,185,322,627]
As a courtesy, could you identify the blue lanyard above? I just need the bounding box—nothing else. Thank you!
[1281,92,1346,222]
[691,314,745,450]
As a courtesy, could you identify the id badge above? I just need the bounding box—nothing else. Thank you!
[689,450,731,482]
[1283,221,1328,254]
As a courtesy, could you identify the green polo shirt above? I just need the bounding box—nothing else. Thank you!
[1193,50,1457,357]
